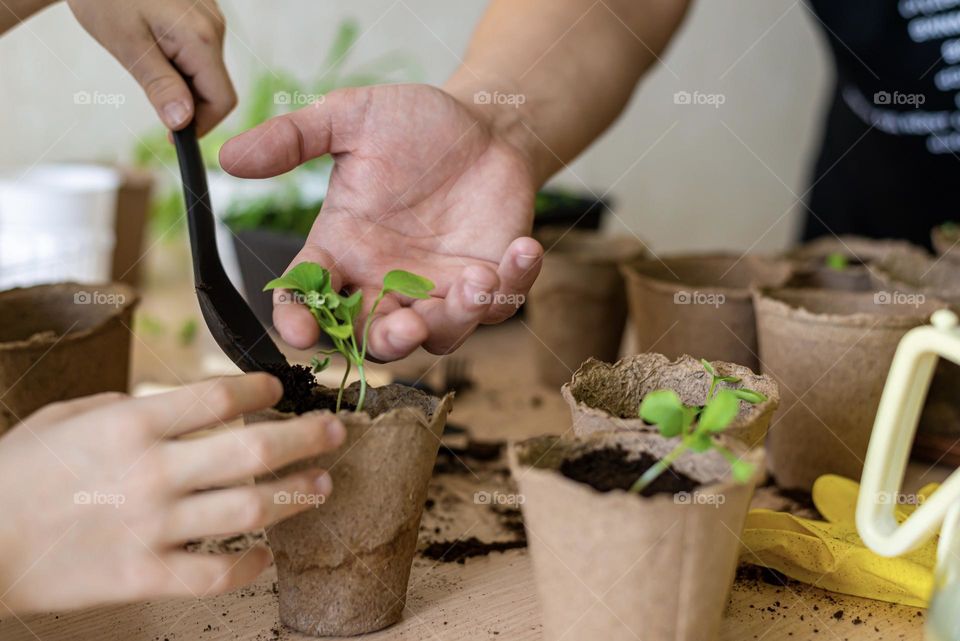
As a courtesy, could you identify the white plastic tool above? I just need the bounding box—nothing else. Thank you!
[857,308,960,640]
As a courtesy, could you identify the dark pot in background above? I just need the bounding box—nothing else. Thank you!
[527,230,645,387]
[621,254,792,372]
[532,189,610,232]
[232,229,305,328]
[0,282,138,433]
[932,224,960,264]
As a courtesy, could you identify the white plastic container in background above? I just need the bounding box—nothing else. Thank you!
[0,164,121,288]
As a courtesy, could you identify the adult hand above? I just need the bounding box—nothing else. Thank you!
[0,374,344,613]
[68,0,235,135]
[220,83,544,360]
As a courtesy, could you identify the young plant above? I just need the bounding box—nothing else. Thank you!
[630,359,766,494]
[264,262,434,412]
[825,252,849,272]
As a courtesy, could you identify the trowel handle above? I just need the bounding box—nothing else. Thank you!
[857,310,960,557]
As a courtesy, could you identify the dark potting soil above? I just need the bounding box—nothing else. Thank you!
[421,537,527,564]
[265,363,355,414]
[559,446,699,497]
[433,438,506,475]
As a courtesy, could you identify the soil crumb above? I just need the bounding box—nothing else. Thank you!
[560,446,698,497]
[421,537,527,564]
[265,363,352,414]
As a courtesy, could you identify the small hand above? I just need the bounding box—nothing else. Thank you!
[0,374,345,612]
[68,0,236,135]
[220,83,544,360]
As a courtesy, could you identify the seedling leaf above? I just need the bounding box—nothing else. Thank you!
[731,460,755,483]
[263,262,329,293]
[699,390,740,433]
[310,355,330,373]
[383,270,434,299]
[639,390,687,437]
[689,432,713,453]
[825,252,849,272]
[718,376,741,383]
[700,359,716,376]
[732,388,768,404]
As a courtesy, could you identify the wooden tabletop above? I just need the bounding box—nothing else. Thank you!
[0,268,941,641]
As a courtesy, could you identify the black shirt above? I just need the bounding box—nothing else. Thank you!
[804,0,960,248]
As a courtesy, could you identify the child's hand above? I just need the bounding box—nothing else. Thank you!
[0,374,344,613]
[67,0,236,135]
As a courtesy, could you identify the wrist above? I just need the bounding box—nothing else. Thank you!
[443,70,549,187]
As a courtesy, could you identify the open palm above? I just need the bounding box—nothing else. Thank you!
[220,84,543,360]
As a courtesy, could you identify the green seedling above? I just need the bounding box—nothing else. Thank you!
[264,262,434,413]
[630,359,766,494]
[825,252,849,272]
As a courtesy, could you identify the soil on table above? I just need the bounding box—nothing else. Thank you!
[421,537,527,564]
[433,438,507,475]
[265,362,356,413]
[559,446,699,497]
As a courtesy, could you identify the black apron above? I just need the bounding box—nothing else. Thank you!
[804,0,960,249]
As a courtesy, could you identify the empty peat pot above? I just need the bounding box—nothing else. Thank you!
[526,230,645,387]
[245,383,452,637]
[510,430,764,641]
[0,281,137,433]
[621,254,791,372]
[562,353,779,448]
[785,235,927,292]
[754,288,945,490]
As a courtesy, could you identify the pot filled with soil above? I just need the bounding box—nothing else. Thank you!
[246,368,453,637]
[0,282,138,433]
[754,287,946,490]
[620,254,791,372]
[562,353,779,448]
[785,235,927,292]
[527,230,645,387]
[510,430,763,641]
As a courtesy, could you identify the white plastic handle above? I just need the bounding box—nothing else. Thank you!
[857,309,960,557]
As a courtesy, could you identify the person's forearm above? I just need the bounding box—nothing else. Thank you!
[446,0,690,185]
[0,0,57,35]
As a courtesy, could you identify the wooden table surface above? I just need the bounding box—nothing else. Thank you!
[0,270,944,641]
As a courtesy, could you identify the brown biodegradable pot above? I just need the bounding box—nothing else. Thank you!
[871,251,960,435]
[561,353,779,448]
[785,235,927,292]
[527,230,646,387]
[621,254,792,372]
[510,430,764,641]
[0,282,138,433]
[245,383,453,637]
[754,288,946,490]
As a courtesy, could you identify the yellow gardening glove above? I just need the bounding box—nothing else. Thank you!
[739,474,940,607]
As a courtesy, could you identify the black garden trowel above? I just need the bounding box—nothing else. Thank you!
[172,122,288,373]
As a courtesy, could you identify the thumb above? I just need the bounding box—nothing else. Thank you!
[128,43,195,130]
[219,89,360,178]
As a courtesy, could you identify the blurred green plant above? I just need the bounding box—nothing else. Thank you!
[136,17,421,240]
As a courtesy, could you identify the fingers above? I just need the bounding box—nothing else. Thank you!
[156,546,272,599]
[22,391,129,428]
[219,89,362,177]
[127,41,196,130]
[363,306,430,362]
[414,265,498,354]
[165,469,333,541]
[483,236,543,324]
[123,374,283,437]
[273,247,342,349]
[175,4,235,136]
[165,413,346,490]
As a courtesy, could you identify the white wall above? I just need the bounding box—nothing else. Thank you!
[0,0,830,253]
